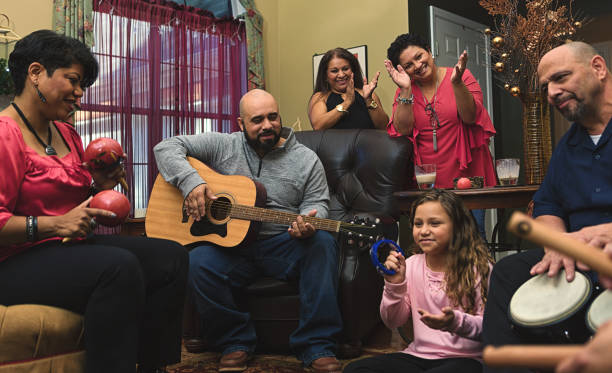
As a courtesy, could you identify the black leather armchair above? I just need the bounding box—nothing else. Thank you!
[183,129,413,357]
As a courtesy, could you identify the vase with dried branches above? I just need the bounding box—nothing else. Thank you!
[479,0,585,184]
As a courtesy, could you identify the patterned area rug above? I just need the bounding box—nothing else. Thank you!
[167,346,397,373]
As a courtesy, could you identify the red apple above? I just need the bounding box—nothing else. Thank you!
[84,138,124,170]
[90,190,131,227]
[456,177,472,189]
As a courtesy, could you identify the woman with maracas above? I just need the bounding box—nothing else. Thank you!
[0,30,187,373]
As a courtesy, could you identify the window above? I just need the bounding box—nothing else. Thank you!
[75,0,247,217]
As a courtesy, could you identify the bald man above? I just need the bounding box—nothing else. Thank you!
[482,42,612,373]
[154,89,343,373]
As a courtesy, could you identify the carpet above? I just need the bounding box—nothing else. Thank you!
[167,346,397,373]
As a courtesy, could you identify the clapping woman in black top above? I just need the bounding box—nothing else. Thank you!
[308,47,388,130]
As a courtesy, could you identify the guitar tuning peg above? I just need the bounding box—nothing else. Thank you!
[359,234,363,238]
[347,232,353,236]
[361,222,366,225]
[375,218,381,224]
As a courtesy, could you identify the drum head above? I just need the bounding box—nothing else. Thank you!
[587,290,612,333]
[510,271,591,327]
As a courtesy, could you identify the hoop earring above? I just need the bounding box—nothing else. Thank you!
[35,83,47,103]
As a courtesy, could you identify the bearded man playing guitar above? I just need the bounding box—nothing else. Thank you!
[153,89,343,373]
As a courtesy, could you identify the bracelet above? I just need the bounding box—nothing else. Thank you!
[25,216,38,242]
[396,94,414,105]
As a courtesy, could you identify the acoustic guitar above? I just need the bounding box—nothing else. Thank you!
[145,157,380,247]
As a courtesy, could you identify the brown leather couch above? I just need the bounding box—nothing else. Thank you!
[183,128,413,357]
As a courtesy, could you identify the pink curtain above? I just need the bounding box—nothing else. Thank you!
[75,0,247,216]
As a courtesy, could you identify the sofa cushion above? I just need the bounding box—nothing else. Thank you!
[295,129,412,222]
[0,304,84,365]
[0,351,85,373]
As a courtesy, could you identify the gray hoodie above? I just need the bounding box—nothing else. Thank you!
[153,127,330,238]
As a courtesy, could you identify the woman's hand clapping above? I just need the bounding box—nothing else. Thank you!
[451,50,468,84]
[340,73,355,109]
[362,71,380,100]
[384,60,412,90]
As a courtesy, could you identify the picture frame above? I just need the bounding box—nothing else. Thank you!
[312,45,367,89]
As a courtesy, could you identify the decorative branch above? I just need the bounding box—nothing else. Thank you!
[479,0,586,102]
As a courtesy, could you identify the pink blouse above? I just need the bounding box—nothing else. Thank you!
[380,254,491,360]
[0,117,91,262]
[387,68,497,189]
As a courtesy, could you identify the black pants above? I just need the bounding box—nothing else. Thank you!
[343,352,482,373]
[0,235,188,373]
[482,248,545,373]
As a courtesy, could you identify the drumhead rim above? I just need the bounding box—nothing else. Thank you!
[586,289,612,333]
[509,272,592,328]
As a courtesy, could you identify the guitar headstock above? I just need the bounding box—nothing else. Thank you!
[340,216,384,249]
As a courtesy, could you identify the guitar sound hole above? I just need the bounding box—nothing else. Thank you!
[210,197,231,220]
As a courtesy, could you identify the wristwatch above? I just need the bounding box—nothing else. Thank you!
[367,99,378,110]
[336,104,349,114]
[396,94,414,105]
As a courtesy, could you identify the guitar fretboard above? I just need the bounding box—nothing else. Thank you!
[230,204,341,232]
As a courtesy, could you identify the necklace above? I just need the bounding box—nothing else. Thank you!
[421,68,442,152]
[11,102,57,156]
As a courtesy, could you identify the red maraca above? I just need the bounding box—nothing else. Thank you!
[84,138,129,191]
[89,190,131,227]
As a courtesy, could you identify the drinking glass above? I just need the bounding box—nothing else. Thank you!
[496,158,520,186]
[415,164,436,190]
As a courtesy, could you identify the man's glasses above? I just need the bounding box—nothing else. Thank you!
[424,103,441,152]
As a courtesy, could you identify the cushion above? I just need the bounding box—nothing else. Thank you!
[0,304,85,370]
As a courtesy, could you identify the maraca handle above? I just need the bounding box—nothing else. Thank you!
[119,177,129,191]
[370,239,405,275]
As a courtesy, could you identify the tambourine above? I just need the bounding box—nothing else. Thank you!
[369,239,405,275]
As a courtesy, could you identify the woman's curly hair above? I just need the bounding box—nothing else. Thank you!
[409,189,494,314]
[387,33,431,68]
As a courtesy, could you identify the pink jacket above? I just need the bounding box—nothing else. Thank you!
[380,253,491,359]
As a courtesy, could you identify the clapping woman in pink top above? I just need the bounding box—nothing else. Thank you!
[344,189,493,373]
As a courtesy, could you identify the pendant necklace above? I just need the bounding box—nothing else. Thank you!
[11,102,57,156]
[422,68,441,152]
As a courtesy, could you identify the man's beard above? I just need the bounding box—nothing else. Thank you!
[560,101,587,122]
[553,93,585,122]
[243,126,281,154]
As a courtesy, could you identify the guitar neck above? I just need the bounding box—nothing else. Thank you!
[230,204,341,232]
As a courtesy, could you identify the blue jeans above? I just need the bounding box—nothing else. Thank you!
[188,231,342,366]
[471,209,487,242]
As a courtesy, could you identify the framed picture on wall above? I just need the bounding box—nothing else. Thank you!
[312,45,367,89]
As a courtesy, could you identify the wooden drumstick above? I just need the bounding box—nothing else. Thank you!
[484,345,582,369]
[507,212,612,278]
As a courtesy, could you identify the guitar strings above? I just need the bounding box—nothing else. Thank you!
[196,200,377,233]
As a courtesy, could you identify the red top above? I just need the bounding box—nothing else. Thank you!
[387,68,497,189]
[0,117,91,262]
